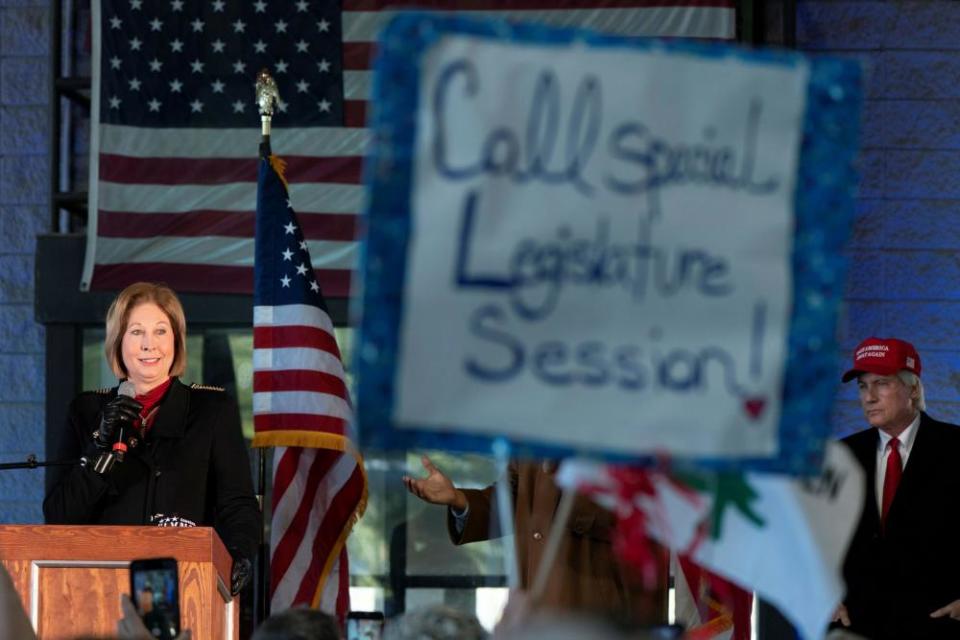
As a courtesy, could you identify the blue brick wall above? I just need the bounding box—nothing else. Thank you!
[0,1,49,523]
[798,1,960,436]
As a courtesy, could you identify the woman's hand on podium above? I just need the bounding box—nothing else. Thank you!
[230,555,253,596]
[402,455,468,511]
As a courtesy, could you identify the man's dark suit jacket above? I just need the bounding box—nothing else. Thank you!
[841,413,960,640]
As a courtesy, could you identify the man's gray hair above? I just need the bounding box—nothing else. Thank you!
[384,605,487,640]
[252,607,341,640]
[897,370,926,412]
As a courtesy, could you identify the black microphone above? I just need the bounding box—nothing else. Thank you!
[92,381,139,474]
[112,381,138,463]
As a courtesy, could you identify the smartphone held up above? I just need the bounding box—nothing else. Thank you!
[129,557,181,640]
[347,611,385,640]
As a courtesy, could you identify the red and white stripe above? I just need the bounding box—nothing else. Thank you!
[269,445,365,613]
[84,1,734,296]
[253,303,351,438]
[254,301,367,614]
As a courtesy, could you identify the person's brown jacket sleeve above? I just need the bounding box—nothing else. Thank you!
[446,460,518,544]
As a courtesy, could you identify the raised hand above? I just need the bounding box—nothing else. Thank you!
[402,455,467,511]
[831,603,850,627]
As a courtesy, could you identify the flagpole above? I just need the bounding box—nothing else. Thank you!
[254,68,280,627]
[492,438,519,590]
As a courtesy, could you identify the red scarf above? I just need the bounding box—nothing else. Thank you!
[134,377,172,433]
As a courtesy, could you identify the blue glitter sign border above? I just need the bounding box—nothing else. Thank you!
[353,12,863,474]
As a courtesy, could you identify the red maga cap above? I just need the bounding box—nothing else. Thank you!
[841,337,921,382]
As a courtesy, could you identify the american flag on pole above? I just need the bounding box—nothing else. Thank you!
[84,0,735,296]
[253,154,367,615]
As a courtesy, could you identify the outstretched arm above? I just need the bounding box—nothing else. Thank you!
[402,455,468,511]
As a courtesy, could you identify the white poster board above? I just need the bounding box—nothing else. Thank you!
[390,36,808,458]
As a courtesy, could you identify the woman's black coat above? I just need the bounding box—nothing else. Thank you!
[43,378,260,559]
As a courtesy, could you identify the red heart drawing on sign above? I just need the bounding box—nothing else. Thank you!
[743,398,766,420]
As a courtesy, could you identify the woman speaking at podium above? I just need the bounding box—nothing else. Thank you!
[43,282,259,595]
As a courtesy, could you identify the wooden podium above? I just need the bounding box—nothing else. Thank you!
[0,525,238,639]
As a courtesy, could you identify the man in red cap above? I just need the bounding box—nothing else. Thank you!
[832,337,960,639]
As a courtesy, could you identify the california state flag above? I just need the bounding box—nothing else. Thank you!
[556,442,864,640]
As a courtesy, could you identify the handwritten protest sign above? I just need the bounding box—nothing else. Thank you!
[355,14,862,473]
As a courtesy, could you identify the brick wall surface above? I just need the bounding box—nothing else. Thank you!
[0,0,49,523]
[798,1,960,436]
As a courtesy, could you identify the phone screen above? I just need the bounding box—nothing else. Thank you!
[346,613,384,640]
[130,558,180,640]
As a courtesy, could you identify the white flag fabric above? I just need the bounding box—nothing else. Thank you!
[557,442,865,640]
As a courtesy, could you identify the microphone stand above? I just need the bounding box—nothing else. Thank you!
[0,454,80,471]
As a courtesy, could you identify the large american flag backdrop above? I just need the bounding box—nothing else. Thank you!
[254,154,367,615]
[83,0,735,296]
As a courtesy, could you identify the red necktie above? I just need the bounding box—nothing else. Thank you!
[881,437,902,529]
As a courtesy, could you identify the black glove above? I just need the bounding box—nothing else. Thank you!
[94,395,142,451]
[230,555,253,596]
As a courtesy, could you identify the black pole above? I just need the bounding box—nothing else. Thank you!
[254,447,270,626]
[253,130,272,629]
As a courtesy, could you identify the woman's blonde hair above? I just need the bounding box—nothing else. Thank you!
[104,282,187,379]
